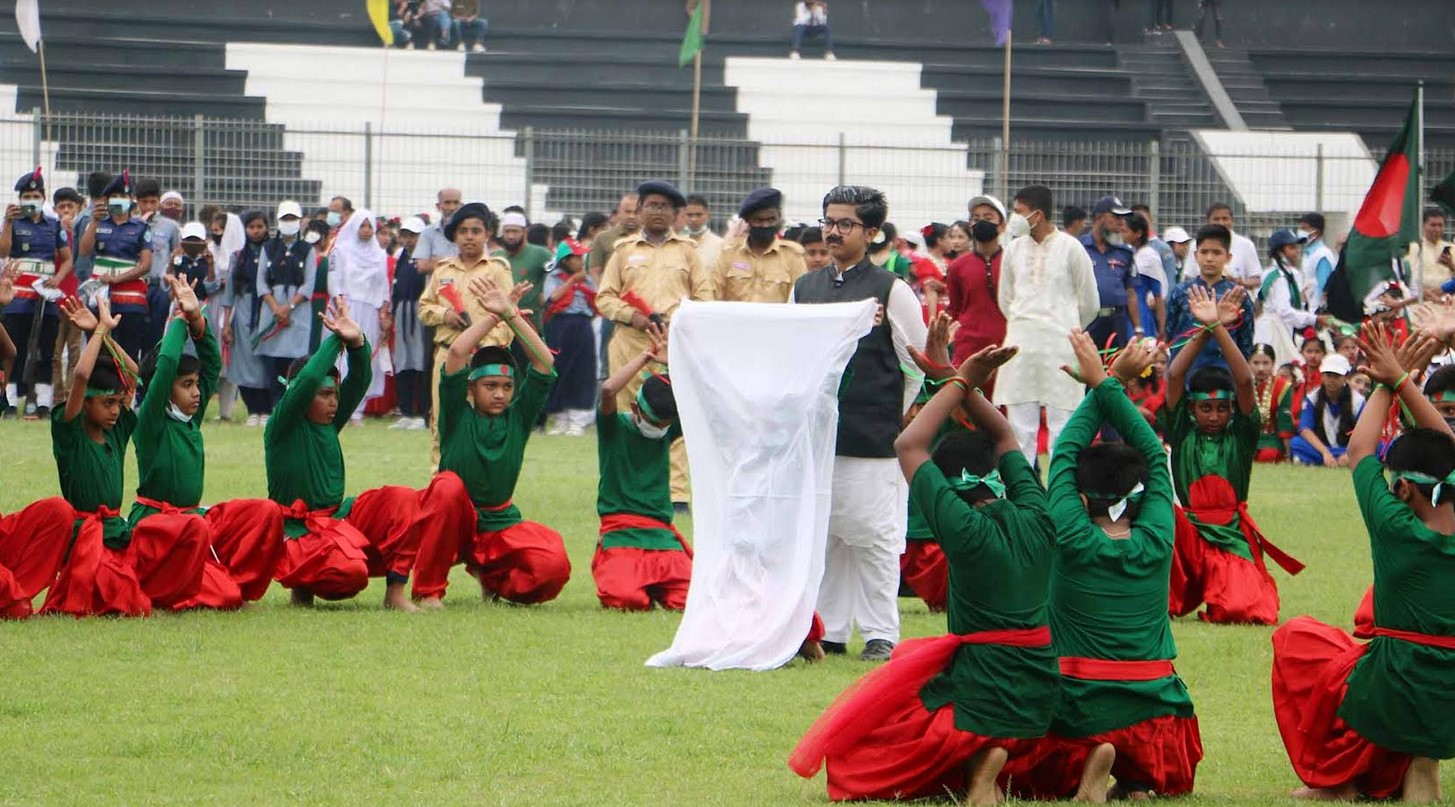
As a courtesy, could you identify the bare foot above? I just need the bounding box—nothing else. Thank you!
[966,746,1008,806]
[1291,784,1359,800]
[289,588,315,608]
[1074,743,1115,803]
[384,582,421,612]
[1402,757,1441,803]
[798,640,826,663]
[415,596,445,610]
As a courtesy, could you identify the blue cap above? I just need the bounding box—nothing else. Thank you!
[1268,228,1308,251]
[636,179,686,209]
[444,202,492,241]
[14,167,42,194]
[738,187,783,218]
[1091,195,1132,216]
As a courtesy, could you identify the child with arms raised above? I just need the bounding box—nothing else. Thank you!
[1165,284,1303,625]
[413,277,570,608]
[1009,333,1201,802]
[790,342,1059,806]
[1272,321,1455,803]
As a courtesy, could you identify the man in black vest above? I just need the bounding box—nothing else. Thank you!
[791,185,928,661]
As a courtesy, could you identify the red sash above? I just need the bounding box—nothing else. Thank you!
[279,499,366,560]
[1059,657,1175,681]
[107,280,148,307]
[1371,626,1455,650]
[545,281,597,322]
[599,512,692,557]
[134,496,200,515]
[1187,477,1304,575]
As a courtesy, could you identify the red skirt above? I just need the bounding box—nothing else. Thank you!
[473,520,571,605]
[592,513,691,611]
[40,509,209,618]
[1271,616,1409,798]
[1007,715,1203,798]
[1254,446,1284,463]
[0,497,74,618]
[900,541,947,612]
[1352,586,1375,639]
[1168,477,1287,625]
[273,506,372,601]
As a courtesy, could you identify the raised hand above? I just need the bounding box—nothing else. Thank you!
[167,273,202,319]
[0,262,15,307]
[320,294,364,347]
[1187,284,1219,326]
[1217,285,1247,326]
[923,310,958,368]
[1110,337,1159,384]
[1060,329,1107,388]
[508,281,533,306]
[642,320,668,363]
[1355,321,1406,388]
[957,343,1019,390]
[1397,331,1442,378]
[468,277,516,319]
[61,296,101,332]
[1418,296,1455,344]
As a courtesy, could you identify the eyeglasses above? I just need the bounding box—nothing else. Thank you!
[640,201,674,212]
[819,217,867,233]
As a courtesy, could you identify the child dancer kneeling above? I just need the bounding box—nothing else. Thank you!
[414,277,570,608]
[790,343,1059,805]
[592,322,692,611]
[1008,333,1202,802]
[1165,284,1303,625]
[1273,322,1454,803]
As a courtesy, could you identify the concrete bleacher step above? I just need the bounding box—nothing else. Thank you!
[1,5,373,48]
[482,82,741,114]
[467,53,727,85]
[0,33,226,68]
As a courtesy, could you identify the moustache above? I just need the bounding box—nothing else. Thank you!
[826,237,844,245]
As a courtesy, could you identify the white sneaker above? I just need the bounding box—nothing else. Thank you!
[259,414,269,428]
[389,416,410,429]
[408,417,428,430]
[427,41,436,51]
[547,416,566,436]
[405,41,415,50]
[789,51,801,60]
[471,43,484,53]
[245,414,260,427]
[565,424,585,437]
[825,52,837,61]
[456,42,465,52]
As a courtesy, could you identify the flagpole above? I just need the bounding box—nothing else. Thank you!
[1418,81,1426,215]
[689,0,709,185]
[1000,33,1011,198]
[37,38,50,143]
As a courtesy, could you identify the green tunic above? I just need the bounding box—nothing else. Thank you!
[52,405,137,549]
[1047,379,1194,737]
[495,244,553,330]
[596,411,683,550]
[1167,397,1261,563]
[912,451,1060,738]
[1344,456,1455,759]
[129,318,222,526]
[264,334,371,537]
[438,365,554,532]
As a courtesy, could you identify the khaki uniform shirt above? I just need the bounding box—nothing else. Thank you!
[711,237,808,303]
[597,231,714,325]
[417,253,516,348]
[693,229,725,271]
[589,224,635,276]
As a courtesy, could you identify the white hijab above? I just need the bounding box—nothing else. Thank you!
[209,213,245,273]
[330,209,390,308]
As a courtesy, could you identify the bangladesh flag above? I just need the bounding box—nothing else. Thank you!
[1326,94,1422,322]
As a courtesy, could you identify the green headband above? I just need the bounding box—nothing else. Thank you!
[636,385,664,424]
[1189,389,1231,401]
[468,364,514,382]
[276,374,336,390]
[84,387,120,398]
[1430,391,1455,403]
[1391,470,1455,506]
[1083,481,1146,522]
[948,468,1006,499]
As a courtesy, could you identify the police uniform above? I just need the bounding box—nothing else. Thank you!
[1,168,71,417]
[711,188,807,303]
[83,172,152,362]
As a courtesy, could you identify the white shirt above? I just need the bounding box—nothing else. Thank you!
[1260,263,1316,331]
[1228,231,1262,283]
[693,229,724,271]
[995,229,1100,410]
[793,1,827,25]
[1133,243,1167,295]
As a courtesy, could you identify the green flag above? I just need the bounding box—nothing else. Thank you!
[1431,168,1455,215]
[1329,93,1422,320]
[679,1,705,67]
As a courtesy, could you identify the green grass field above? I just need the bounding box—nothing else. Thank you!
[0,416,1448,806]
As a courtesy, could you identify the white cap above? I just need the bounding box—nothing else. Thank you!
[901,229,925,249]
[500,211,529,229]
[400,216,426,234]
[1320,354,1353,376]
[180,221,207,240]
[276,200,303,220]
[1163,226,1193,244]
[968,194,1007,221]
[160,190,184,205]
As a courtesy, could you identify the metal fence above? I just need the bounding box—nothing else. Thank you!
[2,110,1451,244]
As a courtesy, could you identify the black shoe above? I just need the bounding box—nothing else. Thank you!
[859,639,895,662]
[820,640,848,655]
[672,501,691,516]
[32,405,48,420]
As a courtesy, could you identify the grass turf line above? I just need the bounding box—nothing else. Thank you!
[0,416,1449,805]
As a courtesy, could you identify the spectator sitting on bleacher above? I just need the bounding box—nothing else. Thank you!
[790,1,836,62]
[390,1,421,50]
[450,0,487,53]
[420,0,451,51]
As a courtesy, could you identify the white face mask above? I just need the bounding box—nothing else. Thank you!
[1006,213,1031,239]
[633,413,670,440]
[304,230,322,245]
[278,219,300,237]
[166,402,191,423]
[326,211,342,227]
[1298,229,1316,242]
[108,196,132,213]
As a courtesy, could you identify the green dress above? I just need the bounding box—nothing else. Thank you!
[1167,396,1261,562]
[1047,379,1195,736]
[129,318,222,526]
[51,404,136,548]
[912,451,1060,738]
[1344,456,1455,759]
[596,412,683,550]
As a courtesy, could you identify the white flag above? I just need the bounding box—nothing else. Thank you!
[15,0,40,53]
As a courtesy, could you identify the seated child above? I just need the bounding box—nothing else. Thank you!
[1008,333,1201,802]
[413,277,570,608]
[1290,353,1364,467]
[264,295,425,611]
[591,322,692,611]
[1272,321,1455,803]
[1251,343,1296,462]
[130,275,283,611]
[42,295,209,617]
[1165,284,1303,626]
[790,343,1059,806]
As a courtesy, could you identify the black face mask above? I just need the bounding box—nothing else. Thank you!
[210,232,223,244]
[944,249,962,260]
[971,219,1000,243]
[748,225,778,244]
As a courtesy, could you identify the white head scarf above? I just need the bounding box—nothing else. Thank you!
[209,212,245,274]
[331,208,390,307]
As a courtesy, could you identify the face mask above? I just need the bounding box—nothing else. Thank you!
[748,225,778,244]
[304,230,322,245]
[278,220,300,237]
[1298,229,1316,242]
[19,200,41,216]
[684,224,707,236]
[633,413,670,440]
[326,211,342,227]
[1005,214,1030,239]
[944,249,961,260]
[209,231,223,244]
[972,219,1001,243]
[166,402,191,423]
[161,208,182,222]
[108,197,131,214]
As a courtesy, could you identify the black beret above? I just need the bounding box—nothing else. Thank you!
[101,171,133,198]
[636,179,686,209]
[739,187,783,219]
[14,167,42,194]
[444,202,492,241]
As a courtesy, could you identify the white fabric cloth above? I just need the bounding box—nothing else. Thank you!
[1005,402,1073,465]
[646,298,875,672]
[328,209,391,310]
[1228,231,1262,284]
[819,456,907,645]
[994,229,1099,411]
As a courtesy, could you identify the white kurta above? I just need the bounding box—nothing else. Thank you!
[994,229,1099,411]
[646,298,875,672]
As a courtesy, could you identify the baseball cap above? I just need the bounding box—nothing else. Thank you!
[400,216,426,234]
[1320,354,1352,376]
[1163,226,1193,244]
[276,200,303,219]
[1091,195,1133,216]
[967,194,1007,220]
[180,222,207,241]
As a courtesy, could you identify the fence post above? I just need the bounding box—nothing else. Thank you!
[990,137,1004,200]
[677,129,690,189]
[523,127,535,221]
[837,132,847,185]
[363,122,374,211]
[1148,139,1161,220]
[193,114,206,210]
[30,108,40,170]
[1315,144,1325,213]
